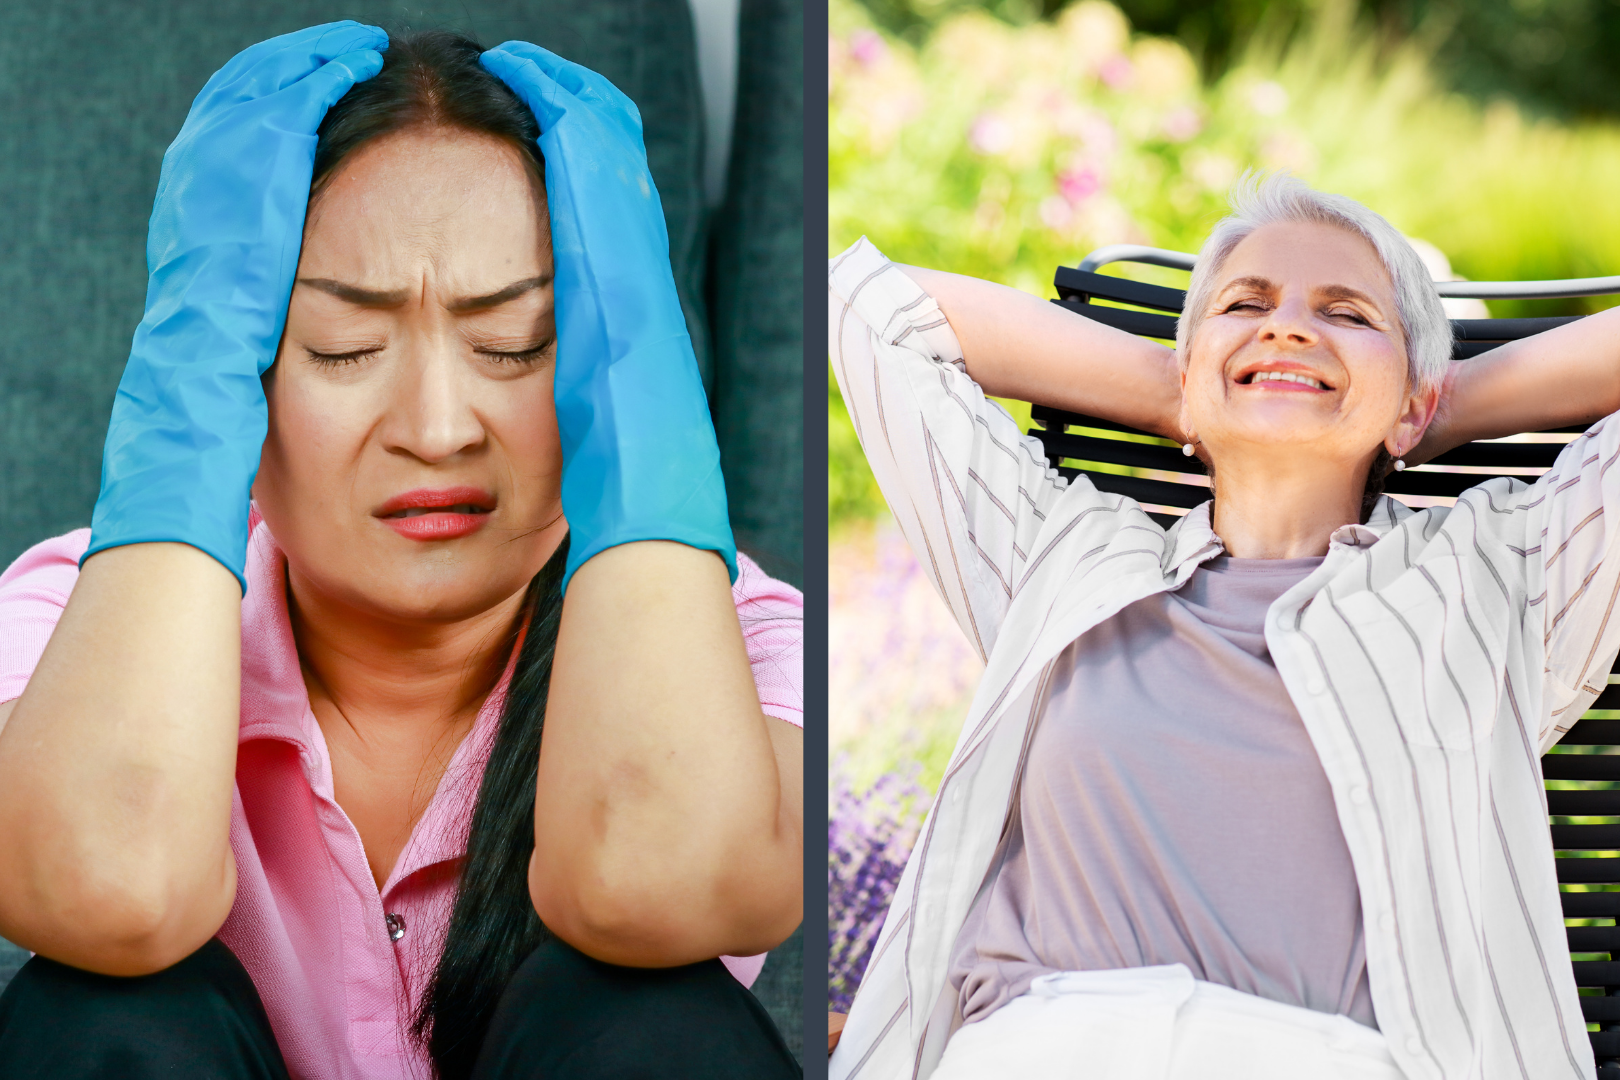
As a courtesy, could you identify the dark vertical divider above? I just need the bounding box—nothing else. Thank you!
[803,0,832,1068]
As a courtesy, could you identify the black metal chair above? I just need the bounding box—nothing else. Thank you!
[1033,245,1620,1077]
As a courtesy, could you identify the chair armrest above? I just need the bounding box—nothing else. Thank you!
[829,1012,847,1055]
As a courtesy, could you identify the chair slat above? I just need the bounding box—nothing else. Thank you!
[1569,926,1620,952]
[1585,996,1620,1023]
[1571,959,1620,985]
[1549,790,1620,816]
[1562,719,1620,745]
[1562,892,1620,918]
[1426,442,1565,469]
[1038,432,1201,474]
[1058,301,1177,340]
[1557,858,1620,884]
[1553,825,1620,849]
[1083,471,1209,509]
[1053,267,1186,313]
[1452,316,1583,341]
[1381,470,1497,498]
[1543,755,1620,782]
[1030,405,1149,438]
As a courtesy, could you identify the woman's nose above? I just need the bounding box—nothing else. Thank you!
[1259,296,1318,347]
[380,346,487,464]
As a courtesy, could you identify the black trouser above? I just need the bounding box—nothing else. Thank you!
[0,937,801,1079]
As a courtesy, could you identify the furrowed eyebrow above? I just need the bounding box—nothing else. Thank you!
[446,275,553,314]
[294,274,553,313]
[296,278,411,307]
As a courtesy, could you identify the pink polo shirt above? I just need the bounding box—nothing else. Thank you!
[0,520,804,1080]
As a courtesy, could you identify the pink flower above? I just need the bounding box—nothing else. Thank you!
[1098,54,1133,90]
[1039,195,1074,230]
[1161,105,1202,142]
[1249,80,1289,117]
[1059,165,1103,204]
[851,30,887,68]
[969,112,1015,155]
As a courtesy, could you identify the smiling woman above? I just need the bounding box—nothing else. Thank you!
[0,23,800,1080]
[830,171,1620,1080]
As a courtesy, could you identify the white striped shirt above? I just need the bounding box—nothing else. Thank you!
[828,236,1620,1080]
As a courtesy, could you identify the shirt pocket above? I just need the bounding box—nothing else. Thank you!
[1330,559,1509,751]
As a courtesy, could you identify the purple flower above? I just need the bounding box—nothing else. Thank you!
[828,758,932,1011]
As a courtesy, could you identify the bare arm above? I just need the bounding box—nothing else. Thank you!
[1413,305,1620,462]
[0,543,241,975]
[530,541,802,967]
[895,264,1185,439]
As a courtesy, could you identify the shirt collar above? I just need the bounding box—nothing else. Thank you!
[1161,494,1411,573]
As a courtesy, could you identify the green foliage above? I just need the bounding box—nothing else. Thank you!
[854,0,1620,122]
[828,0,1620,529]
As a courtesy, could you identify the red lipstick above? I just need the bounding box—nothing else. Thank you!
[374,487,495,541]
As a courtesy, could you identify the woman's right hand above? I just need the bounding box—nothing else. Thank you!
[0,24,383,977]
[893,263,1185,440]
[85,22,385,590]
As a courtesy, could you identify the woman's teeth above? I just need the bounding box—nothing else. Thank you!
[398,504,485,517]
[1250,370,1326,389]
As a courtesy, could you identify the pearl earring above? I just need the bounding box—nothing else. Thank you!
[1182,442,1195,457]
[1394,458,1406,471]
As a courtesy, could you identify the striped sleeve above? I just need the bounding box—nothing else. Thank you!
[1523,414,1620,750]
[828,237,1082,658]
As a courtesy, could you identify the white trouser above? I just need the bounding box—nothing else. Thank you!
[931,965,1404,1080]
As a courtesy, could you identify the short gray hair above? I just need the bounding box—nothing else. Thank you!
[1175,172,1452,394]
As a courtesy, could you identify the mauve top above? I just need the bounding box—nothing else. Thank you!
[0,515,804,1080]
[947,554,1376,1030]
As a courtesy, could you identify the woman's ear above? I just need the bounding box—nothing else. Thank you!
[1388,380,1442,458]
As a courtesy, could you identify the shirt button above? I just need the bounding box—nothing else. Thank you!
[1276,614,1291,630]
[385,912,406,942]
[1406,1036,1423,1055]
[951,786,963,804]
[1306,676,1326,695]
[1350,786,1370,805]
[1379,912,1395,933]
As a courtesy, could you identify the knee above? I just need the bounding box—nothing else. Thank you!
[2,938,251,1017]
[478,937,799,1078]
[0,939,283,1079]
[507,936,742,1036]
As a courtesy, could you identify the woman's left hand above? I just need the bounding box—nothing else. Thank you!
[480,42,737,591]
[480,45,800,968]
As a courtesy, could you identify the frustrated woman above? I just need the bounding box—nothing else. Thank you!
[829,172,1620,1079]
[0,24,802,1080]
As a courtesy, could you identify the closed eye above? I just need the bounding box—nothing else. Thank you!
[1328,308,1369,325]
[1225,299,1269,313]
[305,346,381,367]
[476,339,555,364]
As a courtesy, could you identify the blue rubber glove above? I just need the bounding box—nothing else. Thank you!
[480,43,738,590]
[84,22,387,591]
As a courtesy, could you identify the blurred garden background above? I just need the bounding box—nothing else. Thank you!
[827,0,1620,1010]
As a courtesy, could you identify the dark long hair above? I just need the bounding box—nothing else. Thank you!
[310,30,561,1079]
